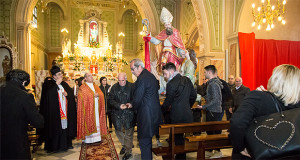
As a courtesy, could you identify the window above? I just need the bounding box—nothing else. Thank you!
[32,7,38,28]
[124,10,134,50]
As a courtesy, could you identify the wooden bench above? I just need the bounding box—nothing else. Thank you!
[152,121,231,160]
[28,125,40,153]
[186,134,232,159]
[28,134,40,153]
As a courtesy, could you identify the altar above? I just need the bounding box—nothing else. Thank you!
[56,9,127,82]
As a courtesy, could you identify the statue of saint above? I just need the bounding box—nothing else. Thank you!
[149,7,186,72]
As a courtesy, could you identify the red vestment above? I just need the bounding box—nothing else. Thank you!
[155,27,185,70]
[77,83,107,140]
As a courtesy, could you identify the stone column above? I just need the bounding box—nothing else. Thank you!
[16,22,31,73]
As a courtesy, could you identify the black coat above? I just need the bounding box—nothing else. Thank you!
[218,78,232,107]
[109,81,135,130]
[132,69,163,139]
[100,84,111,113]
[1,81,44,159]
[39,79,77,151]
[232,85,250,111]
[162,74,197,124]
[230,91,300,157]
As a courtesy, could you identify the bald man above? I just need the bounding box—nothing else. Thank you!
[230,77,250,113]
[109,72,135,160]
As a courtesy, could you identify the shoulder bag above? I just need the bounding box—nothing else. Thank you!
[245,93,300,159]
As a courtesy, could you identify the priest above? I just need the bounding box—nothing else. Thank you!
[77,72,107,143]
[39,66,77,153]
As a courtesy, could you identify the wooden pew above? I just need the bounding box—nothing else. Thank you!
[152,121,231,160]
[186,134,232,160]
[28,125,40,153]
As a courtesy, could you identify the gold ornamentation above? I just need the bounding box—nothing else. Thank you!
[251,0,286,31]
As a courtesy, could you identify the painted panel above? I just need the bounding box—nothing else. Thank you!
[229,43,237,77]
[210,59,224,79]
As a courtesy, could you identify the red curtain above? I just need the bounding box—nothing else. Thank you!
[255,39,300,89]
[238,32,256,90]
[238,32,300,90]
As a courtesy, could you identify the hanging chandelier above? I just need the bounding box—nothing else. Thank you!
[251,0,286,31]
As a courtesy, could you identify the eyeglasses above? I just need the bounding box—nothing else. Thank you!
[130,66,137,71]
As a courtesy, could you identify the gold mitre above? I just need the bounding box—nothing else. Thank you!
[160,7,173,24]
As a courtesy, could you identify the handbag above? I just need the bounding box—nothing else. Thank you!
[245,93,300,159]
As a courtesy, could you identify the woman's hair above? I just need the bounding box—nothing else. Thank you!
[188,49,197,70]
[100,76,107,85]
[267,64,300,106]
[78,77,85,87]
[6,69,30,86]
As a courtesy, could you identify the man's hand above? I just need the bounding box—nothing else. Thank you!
[62,91,68,97]
[56,77,63,85]
[197,105,203,109]
[240,148,251,158]
[126,103,132,108]
[94,93,99,98]
[256,85,267,91]
[120,104,127,110]
[229,107,233,113]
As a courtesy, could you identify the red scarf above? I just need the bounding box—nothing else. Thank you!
[58,92,68,120]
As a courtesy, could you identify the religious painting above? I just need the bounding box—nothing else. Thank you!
[210,59,224,79]
[0,47,12,84]
[229,43,237,77]
[89,21,99,48]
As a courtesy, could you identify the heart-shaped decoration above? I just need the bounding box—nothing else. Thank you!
[254,121,295,150]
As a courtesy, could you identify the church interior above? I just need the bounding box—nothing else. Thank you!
[1,0,300,159]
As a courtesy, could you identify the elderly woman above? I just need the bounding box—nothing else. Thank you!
[230,64,300,159]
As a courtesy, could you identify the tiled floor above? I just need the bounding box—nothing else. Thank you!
[32,127,232,160]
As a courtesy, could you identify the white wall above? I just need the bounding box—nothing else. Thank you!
[238,0,300,41]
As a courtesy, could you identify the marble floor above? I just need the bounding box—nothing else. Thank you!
[32,127,232,160]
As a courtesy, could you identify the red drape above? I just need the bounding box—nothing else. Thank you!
[143,36,151,71]
[239,32,300,90]
[255,39,300,89]
[238,32,256,90]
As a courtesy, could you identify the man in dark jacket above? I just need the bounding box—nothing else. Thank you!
[230,77,250,113]
[109,72,135,160]
[130,59,163,160]
[39,66,77,153]
[1,69,44,159]
[161,62,197,159]
[197,65,223,158]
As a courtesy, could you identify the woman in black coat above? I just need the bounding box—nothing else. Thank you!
[1,69,44,159]
[230,64,300,159]
[99,76,112,130]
